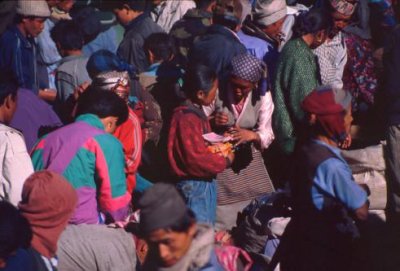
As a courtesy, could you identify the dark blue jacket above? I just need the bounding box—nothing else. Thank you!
[189,24,246,92]
[384,26,400,126]
[117,13,164,73]
[0,26,39,93]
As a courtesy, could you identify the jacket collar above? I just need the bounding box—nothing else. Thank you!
[75,114,105,130]
[125,12,149,32]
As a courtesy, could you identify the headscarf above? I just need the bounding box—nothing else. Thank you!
[86,50,136,79]
[330,0,357,16]
[301,86,352,142]
[231,53,266,84]
[19,171,78,258]
[91,71,130,102]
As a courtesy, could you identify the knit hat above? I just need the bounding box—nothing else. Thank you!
[16,0,51,18]
[231,53,266,84]
[329,0,357,16]
[138,183,189,235]
[301,86,352,142]
[253,0,287,27]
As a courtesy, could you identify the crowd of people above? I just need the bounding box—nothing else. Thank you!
[0,0,398,270]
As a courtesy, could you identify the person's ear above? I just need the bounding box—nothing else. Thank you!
[4,94,14,110]
[148,50,155,63]
[122,4,131,13]
[188,223,197,238]
[308,113,317,125]
[315,30,325,43]
[196,90,205,102]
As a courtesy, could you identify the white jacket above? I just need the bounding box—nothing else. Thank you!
[0,124,33,205]
[151,0,196,33]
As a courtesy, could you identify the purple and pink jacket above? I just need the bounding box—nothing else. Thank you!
[31,114,131,224]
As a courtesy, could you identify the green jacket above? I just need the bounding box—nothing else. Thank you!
[272,38,320,155]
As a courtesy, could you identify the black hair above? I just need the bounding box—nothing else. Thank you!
[144,33,176,62]
[293,8,333,38]
[50,20,84,51]
[182,64,217,99]
[195,0,216,10]
[75,88,129,126]
[0,75,18,105]
[0,201,32,260]
[100,0,147,12]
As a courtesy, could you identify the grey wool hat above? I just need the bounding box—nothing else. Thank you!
[138,183,189,235]
[17,0,51,18]
[253,0,287,27]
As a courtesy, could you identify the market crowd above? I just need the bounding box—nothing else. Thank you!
[0,0,398,270]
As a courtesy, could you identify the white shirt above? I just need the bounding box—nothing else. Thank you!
[0,124,33,205]
[151,0,196,33]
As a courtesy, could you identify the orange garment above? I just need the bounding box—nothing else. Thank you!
[114,107,142,193]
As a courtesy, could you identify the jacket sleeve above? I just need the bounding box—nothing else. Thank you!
[2,131,34,206]
[0,34,25,88]
[94,135,131,222]
[168,113,227,178]
[113,111,142,193]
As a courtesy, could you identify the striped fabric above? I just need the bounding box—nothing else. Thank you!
[217,145,275,205]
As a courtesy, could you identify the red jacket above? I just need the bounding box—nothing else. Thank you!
[168,103,227,179]
[114,108,142,193]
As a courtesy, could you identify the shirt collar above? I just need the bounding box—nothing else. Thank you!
[312,139,344,161]
[75,114,105,130]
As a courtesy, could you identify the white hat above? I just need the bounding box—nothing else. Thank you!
[253,0,287,27]
[16,0,51,18]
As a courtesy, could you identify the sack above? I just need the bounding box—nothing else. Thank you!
[341,143,387,210]
[232,192,291,254]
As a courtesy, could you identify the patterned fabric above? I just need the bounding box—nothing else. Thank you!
[313,32,347,89]
[92,71,130,101]
[31,114,131,225]
[343,32,378,112]
[329,0,357,15]
[215,246,253,271]
[231,53,265,83]
[272,38,320,155]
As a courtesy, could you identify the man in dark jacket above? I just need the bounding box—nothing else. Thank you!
[107,0,164,73]
[169,0,216,67]
[0,0,50,96]
[189,0,246,95]
[383,25,400,222]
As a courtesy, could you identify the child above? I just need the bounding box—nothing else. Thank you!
[168,64,234,224]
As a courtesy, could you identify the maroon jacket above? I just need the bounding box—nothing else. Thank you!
[168,102,227,179]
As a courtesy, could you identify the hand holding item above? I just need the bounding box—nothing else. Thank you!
[338,134,352,149]
[230,126,258,147]
[215,111,230,126]
[207,142,233,157]
[73,81,90,101]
